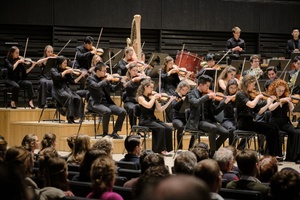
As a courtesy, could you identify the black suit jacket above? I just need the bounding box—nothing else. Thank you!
[286,39,300,58]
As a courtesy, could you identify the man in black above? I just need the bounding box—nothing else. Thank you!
[226,26,246,64]
[86,62,126,139]
[286,27,300,58]
[185,75,230,157]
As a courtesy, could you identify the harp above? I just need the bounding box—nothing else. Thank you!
[126,14,142,61]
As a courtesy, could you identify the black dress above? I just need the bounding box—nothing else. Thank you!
[50,67,83,119]
[38,61,53,107]
[139,95,173,153]
[269,103,300,161]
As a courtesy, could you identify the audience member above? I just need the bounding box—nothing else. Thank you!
[226,149,270,196]
[173,151,197,175]
[191,147,209,162]
[38,147,59,178]
[258,155,278,183]
[21,134,40,155]
[67,134,90,165]
[270,168,300,200]
[40,132,56,151]
[0,135,8,162]
[194,159,224,200]
[120,135,142,168]
[87,156,123,200]
[213,147,239,181]
[92,136,114,157]
[224,145,239,172]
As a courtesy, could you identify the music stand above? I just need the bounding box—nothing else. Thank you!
[230,60,251,73]
[291,52,300,61]
[44,57,57,75]
[102,48,124,67]
[149,64,162,78]
[202,68,222,79]
[267,59,291,71]
[239,54,261,61]
[147,53,169,66]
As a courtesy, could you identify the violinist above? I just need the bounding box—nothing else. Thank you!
[4,46,36,109]
[36,45,56,108]
[86,62,125,139]
[123,62,149,128]
[264,66,278,92]
[268,79,300,162]
[89,54,102,74]
[243,55,263,80]
[288,56,300,92]
[50,56,84,123]
[216,79,238,145]
[136,79,176,155]
[171,81,190,149]
[235,74,282,157]
[185,75,230,157]
[195,53,219,79]
[117,47,135,76]
[217,66,238,93]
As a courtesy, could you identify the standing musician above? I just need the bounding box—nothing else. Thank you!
[235,74,282,156]
[216,79,238,145]
[123,62,149,128]
[288,56,300,92]
[185,75,230,156]
[117,47,135,76]
[4,46,36,109]
[264,66,278,93]
[267,79,300,162]
[50,56,85,123]
[226,26,246,63]
[86,62,126,139]
[243,55,263,80]
[171,81,190,150]
[286,27,300,58]
[217,66,238,93]
[136,79,176,155]
[36,45,56,108]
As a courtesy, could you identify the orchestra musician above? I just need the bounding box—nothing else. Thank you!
[171,81,190,150]
[117,47,135,76]
[267,79,300,163]
[226,26,246,64]
[217,66,238,93]
[4,46,36,109]
[264,66,278,92]
[288,56,300,92]
[235,74,282,156]
[185,75,230,157]
[286,27,300,58]
[90,54,102,74]
[50,56,85,123]
[123,62,149,128]
[216,78,238,145]
[36,45,55,108]
[196,53,219,79]
[243,55,263,80]
[136,79,176,156]
[86,62,125,139]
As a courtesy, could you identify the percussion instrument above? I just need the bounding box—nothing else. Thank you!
[175,51,202,74]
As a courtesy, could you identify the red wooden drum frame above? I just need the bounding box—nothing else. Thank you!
[175,51,202,74]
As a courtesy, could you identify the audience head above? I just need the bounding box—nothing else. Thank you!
[4,146,33,177]
[92,136,114,157]
[174,151,197,175]
[0,135,8,162]
[194,159,222,193]
[213,147,234,173]
[67,134,91,165]
[21,134,40,153]
[41,132,56,150]
[270,168,300,200]
[90,156,116,195]
[139,175,210,200]
[193,142,209,150]
[191,147,209,162]
[236,149,259,176]
[124,135,142,155]
[44,157,69,191]
[141,153,165,174]
[258,155,278,183]
[38,147,59,178]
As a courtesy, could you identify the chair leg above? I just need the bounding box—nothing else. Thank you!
[173,131,185,159]
[38,106,46,123]
[93,114,97,139]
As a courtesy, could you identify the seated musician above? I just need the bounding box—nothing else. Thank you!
[36,45,56,108]
[288,56,300,93]
[264,66,278,93]
[136,79,176,156]
[235,74,282,156]
[285,27,300,58]
[4,46,36,109]
[268,79,300,163]
[117,46,135,76]
[86,62,125,139]
[196,53,218,79]
[217,65,238,93]
[90,54,102,74]
[171,81,190,150]
[50,56,85,123]
[243,55,263,79]
[185,75,230,157]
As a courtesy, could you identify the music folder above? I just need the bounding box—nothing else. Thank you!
[291,52,300,61]
[149,64,162,78]
[44,57,57,74]
[179,96,190,114]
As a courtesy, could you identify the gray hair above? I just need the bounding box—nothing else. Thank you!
[213,148,233,170]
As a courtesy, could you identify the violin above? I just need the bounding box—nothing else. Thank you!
[249,90,269,100]
[65,66,82,76]
[101,73,124,83]
[18,56,34,65]
[149,91,169,102]
[90,46,104,56]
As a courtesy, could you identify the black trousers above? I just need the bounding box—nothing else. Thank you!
[222,119,236,145]
[124,102,137,128]
[5,79,34,102]
[172,118,185,149]
[92,103,126,134]
[140,120,173,153]
[38,78,53,107]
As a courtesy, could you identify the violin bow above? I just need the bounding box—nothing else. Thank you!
[213,68,218,93]
[255,77,262,94]
[23,37,29,58]
[95,28,103,50]
[57,39,71,56]
[240,57,246,77]
[178,44,185,67]
[278,59,292,79]
[72,52,78,69]
[158,68,162,94]
[104,49,122,65]
[214,49,231,67]
[109,51,113,75]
